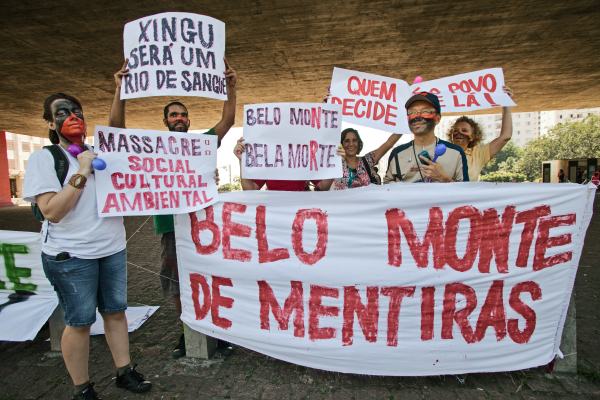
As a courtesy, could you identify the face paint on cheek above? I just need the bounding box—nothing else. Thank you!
[57,114,86,144]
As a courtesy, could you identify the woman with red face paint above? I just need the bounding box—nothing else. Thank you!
[23,93,151,399]
[447,86,514,181]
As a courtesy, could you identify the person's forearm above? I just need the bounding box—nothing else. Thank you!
[214,89,236,139]
[37,170,89,222]
[237,159,258,190]
[109,87,126,128]
[373,133,402,163]
[499,107,512,141]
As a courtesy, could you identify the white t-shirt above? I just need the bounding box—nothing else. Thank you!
[23,146,126,259]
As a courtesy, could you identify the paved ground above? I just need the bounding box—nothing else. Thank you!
[1,193,599,400]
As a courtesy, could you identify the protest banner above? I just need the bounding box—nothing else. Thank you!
[0,230,58,341]
[174,183,595,376]
[410,68,516,113]
[241,103,343,180]
[329,67,411,133]
[121,12,226,100]
[94,125,218,216]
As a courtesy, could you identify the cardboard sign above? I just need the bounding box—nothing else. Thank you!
[329,67,411,133]
[242,103,343,180]
[121,12,227,100]
[410,68,516,112]
[174,183,595,376]
[94,126,218,216]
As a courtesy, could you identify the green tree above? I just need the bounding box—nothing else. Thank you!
[218,177,242,192]
[515,115,600,181]
[480,141,522,175]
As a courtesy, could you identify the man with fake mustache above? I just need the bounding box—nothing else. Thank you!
[109,59,237,359]
[384,92,469,183]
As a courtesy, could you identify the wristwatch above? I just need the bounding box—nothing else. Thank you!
[68,174,87,189]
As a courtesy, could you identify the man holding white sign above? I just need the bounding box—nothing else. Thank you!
[385,92,469,183]
[109,54,237,358]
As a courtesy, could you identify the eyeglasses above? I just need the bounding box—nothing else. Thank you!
[407,110,437,118]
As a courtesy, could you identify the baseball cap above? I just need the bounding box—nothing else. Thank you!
[405,92,441,114]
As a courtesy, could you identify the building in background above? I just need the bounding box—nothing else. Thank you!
[5,132,93,201]
[435,107,600,148]
[539,107,600,136]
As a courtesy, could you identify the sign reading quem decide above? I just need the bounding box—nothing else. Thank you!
[121,12,227,100]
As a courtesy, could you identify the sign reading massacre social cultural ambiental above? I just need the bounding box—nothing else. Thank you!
[174,183,595,376]
[94,126,218,216]
[242,103,343,180]
[410,68,516,113]
[121,12,227,100]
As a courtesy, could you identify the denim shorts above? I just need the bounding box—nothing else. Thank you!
[41,249,127,327]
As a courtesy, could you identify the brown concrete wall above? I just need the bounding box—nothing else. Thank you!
[1,0,599,137]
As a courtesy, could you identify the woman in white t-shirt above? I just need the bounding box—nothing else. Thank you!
[23,91,151,399]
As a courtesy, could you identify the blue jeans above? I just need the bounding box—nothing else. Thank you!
[41,249,127,327]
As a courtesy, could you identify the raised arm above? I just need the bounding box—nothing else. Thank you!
[371,133,402,164]
[488,86,514,158]
[213,59,237,140]
[233,138,260,190]
[108,59,129,128]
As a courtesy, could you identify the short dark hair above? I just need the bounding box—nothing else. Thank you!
[341,128,363,154]
[43,93,83,144]
[163,101,188,119]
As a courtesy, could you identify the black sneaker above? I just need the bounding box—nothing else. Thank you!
[72,382,102,400]
[115,364,152,393]
[172,333,186,359]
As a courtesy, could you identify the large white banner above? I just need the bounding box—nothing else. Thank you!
[121,12,227,100]
[242,103,343,180]
[0,230,58,341]
[94,125,218,216]
[410,68,516,113]
[330,67,411,133]
[175,183,595,376]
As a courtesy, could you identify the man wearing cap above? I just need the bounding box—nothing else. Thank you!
[384,92,469,183]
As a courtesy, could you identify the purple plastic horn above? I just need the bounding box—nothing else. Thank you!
[432,143,447,162]
[66,144,106,170]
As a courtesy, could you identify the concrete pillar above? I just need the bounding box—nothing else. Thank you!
[555,291,577,373]
[48,305,65,352]
[183,323,217,359]
[0,131,13,207]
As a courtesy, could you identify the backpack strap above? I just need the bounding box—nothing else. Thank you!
[44,145,69,186]
[393,152,402,181]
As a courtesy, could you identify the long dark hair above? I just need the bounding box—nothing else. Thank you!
[43,93,83,144]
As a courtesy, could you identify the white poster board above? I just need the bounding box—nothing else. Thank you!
[329,67,411,133]
[410,68,516,113]
[121,12,227,100]
[174,183,595,376]
[242,103,343,180]
[0,230,58,341]
[94,125,218,216]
